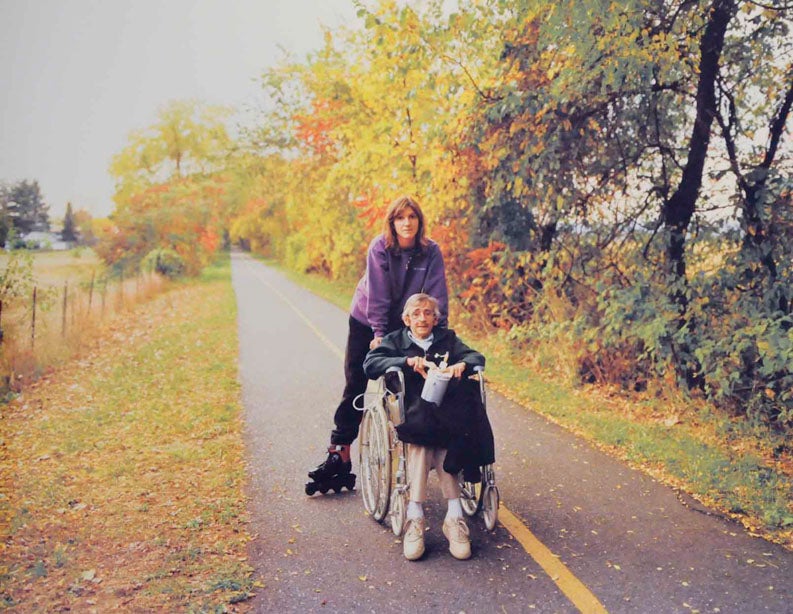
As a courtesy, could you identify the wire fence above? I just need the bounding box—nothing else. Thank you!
[0,270,166,396]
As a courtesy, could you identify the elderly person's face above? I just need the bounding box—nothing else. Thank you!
[403,300,437,339]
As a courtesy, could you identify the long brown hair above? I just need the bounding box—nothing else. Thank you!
[382,195,428,251]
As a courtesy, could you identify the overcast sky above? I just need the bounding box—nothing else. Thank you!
[0,0,360,219]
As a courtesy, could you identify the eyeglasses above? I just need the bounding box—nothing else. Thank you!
[408,308,435,318]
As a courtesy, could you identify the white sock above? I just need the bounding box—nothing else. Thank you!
[446,498,463,520]
[407,501,424,520]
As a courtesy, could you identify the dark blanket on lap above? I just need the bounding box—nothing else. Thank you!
[395,377,495,477]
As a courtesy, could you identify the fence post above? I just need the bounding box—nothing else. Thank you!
[31,286,37,348]
[88,272,95,313]
[62,281,68,337]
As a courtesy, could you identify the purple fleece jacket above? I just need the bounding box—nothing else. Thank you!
[349,234,449,338]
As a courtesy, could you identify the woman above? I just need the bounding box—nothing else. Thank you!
[306,195,449,493]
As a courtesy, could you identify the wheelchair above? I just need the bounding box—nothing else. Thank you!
[357,365,500,536]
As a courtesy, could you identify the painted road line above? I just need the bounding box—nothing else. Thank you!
[244,256,607,613]
[499,503,608,613]
[244,260,345,361]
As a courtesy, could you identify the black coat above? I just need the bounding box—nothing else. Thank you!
[363,327,495,476]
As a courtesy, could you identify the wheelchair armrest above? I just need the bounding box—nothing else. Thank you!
[383,366,405,396]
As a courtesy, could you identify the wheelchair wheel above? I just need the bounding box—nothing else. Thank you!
[390,489,406,536]
[482,484,500,531]
[359,407,391,522]
[459,477,482,516]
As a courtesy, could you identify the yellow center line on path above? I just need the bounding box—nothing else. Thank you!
[243,256,607,613]
[499,503,608,613]
[245,260,345,361]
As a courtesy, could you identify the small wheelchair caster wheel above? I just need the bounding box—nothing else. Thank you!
[483,484,500,531]
[390,490,406,536]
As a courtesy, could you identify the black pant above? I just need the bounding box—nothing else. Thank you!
[330,316,374,445]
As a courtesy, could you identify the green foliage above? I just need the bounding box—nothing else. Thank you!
[691,272,793,427]
[0,179,50,235]
[142,248,186,279]
[0,250,34,302]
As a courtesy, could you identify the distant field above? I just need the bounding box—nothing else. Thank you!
[0,248,106,286]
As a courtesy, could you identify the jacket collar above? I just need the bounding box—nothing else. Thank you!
[397,326,450,351]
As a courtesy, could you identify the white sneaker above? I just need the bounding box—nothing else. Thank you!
[403,517,426,561]
[442,517,471,560]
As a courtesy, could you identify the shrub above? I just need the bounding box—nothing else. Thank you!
[692,268,793,428]
[141,248,185,279]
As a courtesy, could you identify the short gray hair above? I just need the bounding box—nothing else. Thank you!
[402,293,441,319]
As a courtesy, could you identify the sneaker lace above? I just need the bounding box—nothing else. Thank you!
[405,518,424,539]
[446,518,469,541]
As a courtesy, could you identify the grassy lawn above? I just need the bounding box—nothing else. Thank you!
[0,255,255,611]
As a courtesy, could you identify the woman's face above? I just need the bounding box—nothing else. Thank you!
[392,206,420,248]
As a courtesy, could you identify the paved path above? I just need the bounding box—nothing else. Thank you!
[232,252,792,613]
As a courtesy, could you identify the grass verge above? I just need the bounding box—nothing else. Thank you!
[0,255,255,611]
[476,337,792,548]
[1,249,165,399]
[276,264,792,550]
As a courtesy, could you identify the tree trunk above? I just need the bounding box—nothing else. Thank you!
[661,0,735,388]
[740,76,793,300]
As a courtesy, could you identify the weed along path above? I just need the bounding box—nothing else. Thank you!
[232,252,792,613]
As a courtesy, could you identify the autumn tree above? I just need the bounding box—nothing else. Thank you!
[238,1,504,281]
[227,0,791,425]
[104,100,233,274]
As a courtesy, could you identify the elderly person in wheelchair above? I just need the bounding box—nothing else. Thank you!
[362,293,495,561]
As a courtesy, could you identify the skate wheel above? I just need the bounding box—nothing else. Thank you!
[319,487,329,494]
[305,483,318,496]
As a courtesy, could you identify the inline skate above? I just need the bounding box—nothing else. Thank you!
[305,445,356,495]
